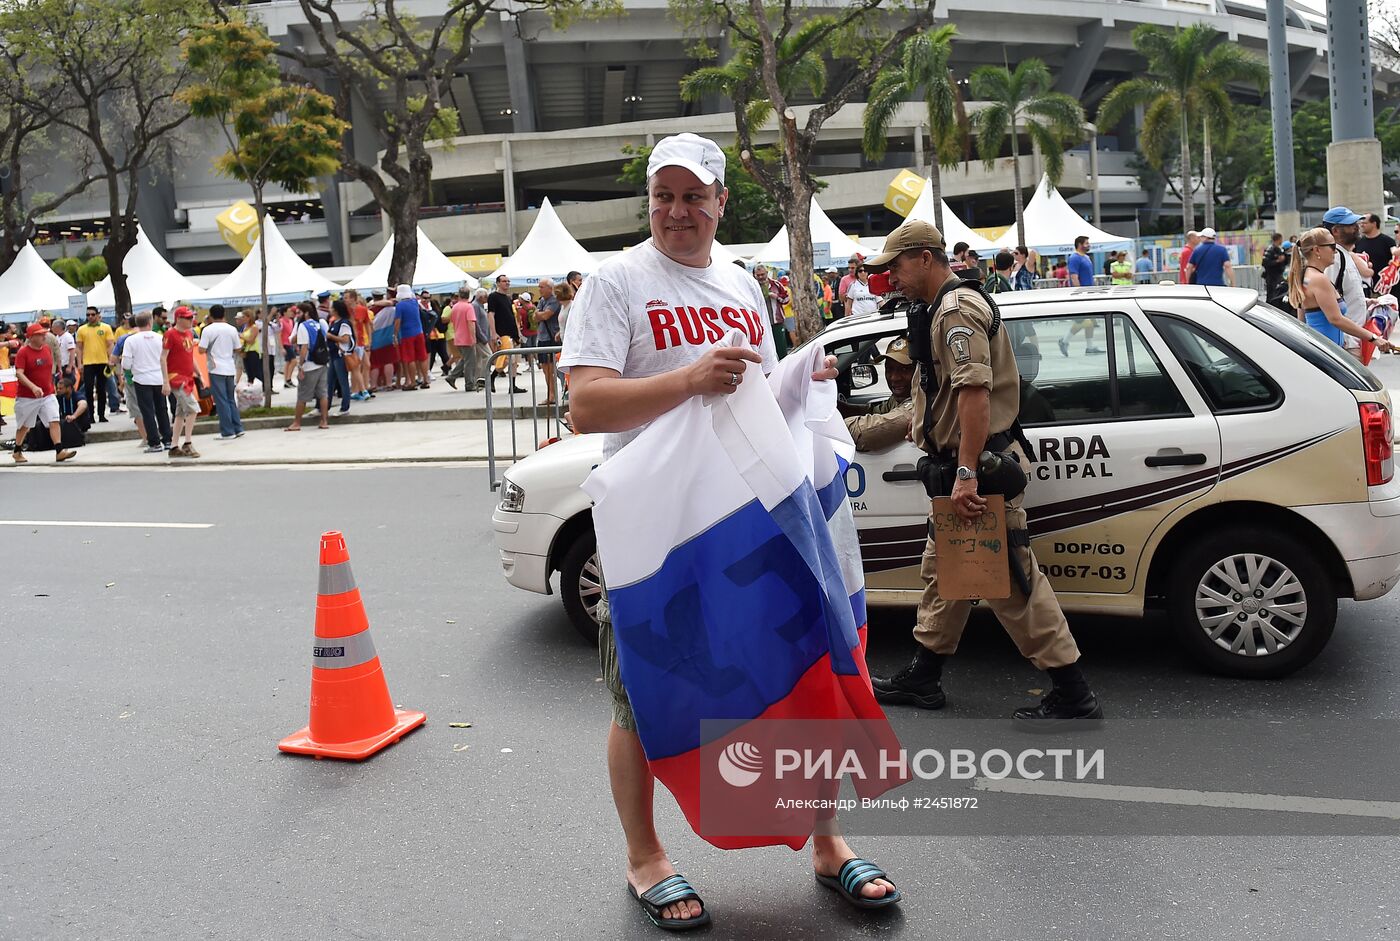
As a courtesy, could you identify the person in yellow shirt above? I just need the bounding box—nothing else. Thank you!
[75,306,116,423]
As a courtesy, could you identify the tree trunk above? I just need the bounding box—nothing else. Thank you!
[101,184,138,323]
[1201,120,1215,231]
[783,182,819,343]
[255,187,273,409]
[1179,111,1195,234]
[1011,116,1026,250]
[386,191,418,290]
[929,159,944,232]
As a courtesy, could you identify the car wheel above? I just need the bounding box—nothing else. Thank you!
[559,530,603,644]
[1166,527,1336,678]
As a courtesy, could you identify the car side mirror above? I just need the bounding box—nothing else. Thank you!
[850,363,878,389]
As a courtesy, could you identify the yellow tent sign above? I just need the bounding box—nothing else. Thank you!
[884,169,925,218]
[216,201,260,257]
[449,253,503,275]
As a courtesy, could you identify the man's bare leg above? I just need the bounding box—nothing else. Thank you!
[607,723,703,923]
[811,809,896,901]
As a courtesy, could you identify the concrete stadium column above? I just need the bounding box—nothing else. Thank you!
[1266,0,1300,236]
[502,138,518,253]
[502,12,537,134]
[1325,0,1384,214]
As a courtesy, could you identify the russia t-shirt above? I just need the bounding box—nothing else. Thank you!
[559,239,778,460]
[1067,252,1095,287]
[395,298,424,338]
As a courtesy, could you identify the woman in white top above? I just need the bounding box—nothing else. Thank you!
[845,264,879,317]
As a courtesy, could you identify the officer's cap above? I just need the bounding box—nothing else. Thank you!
[866,219,946,271]
[880,336,914,366]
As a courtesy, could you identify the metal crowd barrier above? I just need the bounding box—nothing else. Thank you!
[485,343,565,491]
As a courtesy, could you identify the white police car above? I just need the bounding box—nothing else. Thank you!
[492,285,1400,677]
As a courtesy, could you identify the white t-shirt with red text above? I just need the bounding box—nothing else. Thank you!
[559,238,778,460]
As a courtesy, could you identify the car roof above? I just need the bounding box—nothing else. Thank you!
[830,285,1260,334]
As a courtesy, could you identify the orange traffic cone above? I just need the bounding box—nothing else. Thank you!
[279,530,426,760]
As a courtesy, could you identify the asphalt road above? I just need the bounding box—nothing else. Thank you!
[3,466,1400,941]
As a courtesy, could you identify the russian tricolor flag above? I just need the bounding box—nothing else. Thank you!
[584,333,905,850]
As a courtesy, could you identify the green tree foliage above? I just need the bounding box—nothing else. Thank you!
[618,144,785,244]
[861,25,966,232]
[673,0,935,342]
[0,51,96,275]
[273,0,593,286]
[1097,23,1266,233]
[50,248,107,290]
[182,16,348,406]
[968,59,1084,249]
[1,0,205,318]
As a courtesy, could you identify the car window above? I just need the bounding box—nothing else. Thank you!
[1150,315,1282,412]
[825,330,904,404]
[1239,301,1383,393]
[1112,315,1191,418]
[1012,314,1189,425]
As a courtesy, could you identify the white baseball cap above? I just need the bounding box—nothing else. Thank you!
[521,292,532,302]
[1199,227,1217,239]
[647,133,726,186]
[395,284,413,299]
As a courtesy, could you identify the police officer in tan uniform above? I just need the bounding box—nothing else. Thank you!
[843,336,915,452]
[864,219,1102,725]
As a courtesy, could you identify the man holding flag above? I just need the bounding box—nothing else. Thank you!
[561,133,901,932]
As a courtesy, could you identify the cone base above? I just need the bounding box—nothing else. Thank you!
[278,708,427,761]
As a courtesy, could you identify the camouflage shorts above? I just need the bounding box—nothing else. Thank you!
[597,592,636,732]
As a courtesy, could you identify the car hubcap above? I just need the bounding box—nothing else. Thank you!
[1194,553,1307,656]
[579,552,603,624]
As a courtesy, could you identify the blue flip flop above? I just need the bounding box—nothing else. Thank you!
[628,873,711,931]
[815,857,902,909]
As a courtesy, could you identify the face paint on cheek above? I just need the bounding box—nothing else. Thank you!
[694,206,716,221]
[649,205,668,219]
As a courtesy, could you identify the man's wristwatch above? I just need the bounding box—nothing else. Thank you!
[956,465,976,482]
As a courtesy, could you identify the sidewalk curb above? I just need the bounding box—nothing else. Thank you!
[83,402,559,443]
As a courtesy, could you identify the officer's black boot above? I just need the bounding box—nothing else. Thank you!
[1013,662,1104,727]
[871,648,947,710]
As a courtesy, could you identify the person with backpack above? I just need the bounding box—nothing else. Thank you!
[286,302,330,431]
[1321,207,1374,359]
[1184,228,1233,286]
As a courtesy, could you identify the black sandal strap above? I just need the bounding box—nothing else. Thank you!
[639,874,703,911]
[839,858,893,896]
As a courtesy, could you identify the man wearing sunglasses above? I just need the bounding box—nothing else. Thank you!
[1322,207,1373,357]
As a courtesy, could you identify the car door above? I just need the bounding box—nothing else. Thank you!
[1010,302,1222,599]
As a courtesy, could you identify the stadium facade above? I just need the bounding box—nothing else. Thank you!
[23,0,1396,275]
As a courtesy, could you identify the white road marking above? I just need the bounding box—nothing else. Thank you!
[972,777,1400,820]
[0,520,213,529]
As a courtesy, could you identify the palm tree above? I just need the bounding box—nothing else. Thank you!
[679,19,830,140]
[860,25,965,232]
[1097,23,1267,234]
[51,247,107,290]
[968,59,1084,249]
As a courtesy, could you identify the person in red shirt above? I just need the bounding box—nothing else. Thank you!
[346,289,374,399]
[280,307,298,390]
[1178,230,1200,284]
[161,307,201,459]
[12,322,76,463]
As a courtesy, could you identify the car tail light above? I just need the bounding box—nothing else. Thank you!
[1359,402,1393,486]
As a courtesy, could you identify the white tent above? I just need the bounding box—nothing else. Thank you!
[87,226,203,314]
[345,226,479,294]
[907,181,1002,253]
[197,216,340,307]
[751,198,869,269]
[486,198,596,288]
[1017,175,1132,256]
[0,242,83,322]
[709,240,745,267]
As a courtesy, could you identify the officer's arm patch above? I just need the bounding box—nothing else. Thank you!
[945,325,975,364]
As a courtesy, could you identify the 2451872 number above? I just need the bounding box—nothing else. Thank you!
[1040,564,1128,581]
